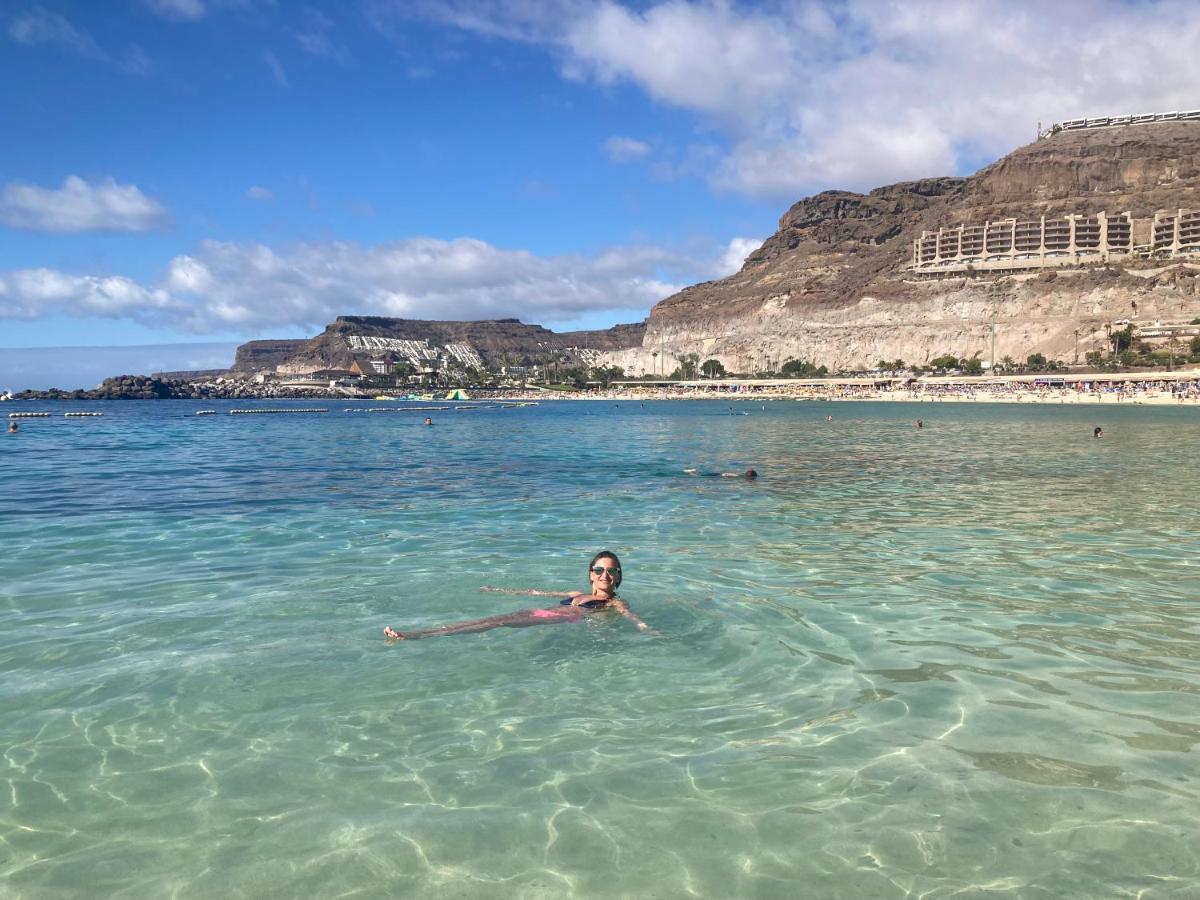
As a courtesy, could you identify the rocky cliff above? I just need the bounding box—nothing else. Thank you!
[607,121,1200,374]
[231,339,310,373]
[235,317,646,374]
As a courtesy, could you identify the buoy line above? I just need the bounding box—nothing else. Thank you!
[64,412,103,417]
[8,412,51,418]
[229,408,329,415]
[345,406,451,413]
[196,410,216,416]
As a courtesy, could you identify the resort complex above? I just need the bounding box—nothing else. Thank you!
[911,208,1200,276]
[911,110,1200,277]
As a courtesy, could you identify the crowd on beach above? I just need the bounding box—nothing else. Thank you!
[842,377,1200,404]
[485,374,1200,405]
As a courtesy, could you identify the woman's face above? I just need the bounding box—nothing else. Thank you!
[589,556,620,594]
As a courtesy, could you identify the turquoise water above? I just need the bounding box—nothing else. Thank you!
[2,399,1199,898]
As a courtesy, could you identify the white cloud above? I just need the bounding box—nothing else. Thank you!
[405,0,1200,199]
[142,0,206,21]
[716,237,763,277]
[245,185,273,201]
[8,8,104,58]
[564,2,797,122]
[0,269,182,322]
[263,49,289,87]
[0,176,170,233]
[0,235,714,333]
[603,135,650,163]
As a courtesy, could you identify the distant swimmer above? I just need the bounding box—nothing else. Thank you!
[915,420,924,429]
[826,414,833,422]
[1094,426,1103,438]
[684,468,758,479]
[383,550,652,641]
[423,417,433,426]
[7,421,17,433]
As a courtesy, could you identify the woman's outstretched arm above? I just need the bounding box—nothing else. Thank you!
[610,599,656,633]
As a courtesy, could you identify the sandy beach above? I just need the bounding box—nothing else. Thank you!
[505,370,1200,406]
[511,385,1200,405]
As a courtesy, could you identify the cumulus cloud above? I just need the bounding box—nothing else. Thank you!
[400,0,1200,199]
[0,235,708,333]
[603,135,650,163]
[0,269,182,323]
[564,2,797,122]
[716,236,763,277]
[245,185,273,201]
[0,175,170,233]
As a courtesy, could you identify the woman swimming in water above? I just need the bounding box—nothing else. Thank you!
[382,550,651,641]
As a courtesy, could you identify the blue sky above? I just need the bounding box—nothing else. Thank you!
[4,0,1200,387]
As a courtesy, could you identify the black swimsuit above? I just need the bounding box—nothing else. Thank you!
[561,597,607,609]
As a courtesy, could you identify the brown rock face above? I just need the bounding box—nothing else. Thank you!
[246,316,645,373]
[232,340,310,373]
[619,122,1200,373]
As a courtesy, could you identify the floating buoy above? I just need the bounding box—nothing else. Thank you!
[64,412,103,417]
[7,412,51,418]
[196,410,216,416]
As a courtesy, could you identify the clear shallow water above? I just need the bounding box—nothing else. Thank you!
[2,398,1198,898]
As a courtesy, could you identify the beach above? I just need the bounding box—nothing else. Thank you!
[509,370,1200,406]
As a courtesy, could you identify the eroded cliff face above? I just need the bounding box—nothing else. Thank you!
[231,339,309,373]
[262,316,645,372]
[612,122,1200,374]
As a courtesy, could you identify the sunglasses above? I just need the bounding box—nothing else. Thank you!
[591,566,621,576]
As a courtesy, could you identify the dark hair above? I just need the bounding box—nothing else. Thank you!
[589,549,622,589]
[745,469,757,478]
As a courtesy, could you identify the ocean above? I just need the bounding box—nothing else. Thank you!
[2,398,1198,898]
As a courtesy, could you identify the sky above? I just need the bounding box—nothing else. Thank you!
[4,0,1200,388]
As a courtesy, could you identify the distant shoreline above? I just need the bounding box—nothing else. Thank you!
[6,369,1199,406]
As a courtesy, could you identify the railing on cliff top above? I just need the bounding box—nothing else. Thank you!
[1038,109,1200,140]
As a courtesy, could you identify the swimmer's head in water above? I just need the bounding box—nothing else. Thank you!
[1094,426,1103,437]
[589,549,622,591]
[745,469,758,479]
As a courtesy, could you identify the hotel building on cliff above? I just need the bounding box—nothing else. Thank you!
[912,109,1200,277]
[911,209,1200,276]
